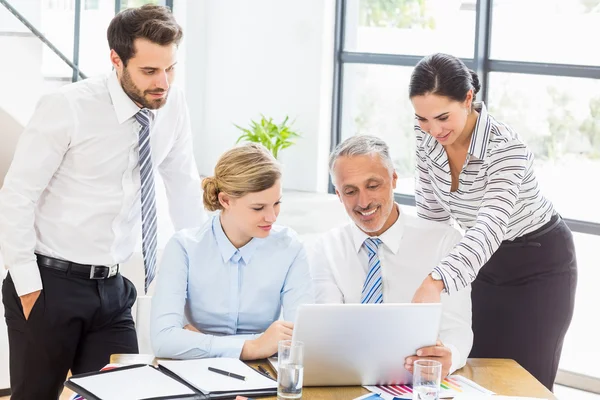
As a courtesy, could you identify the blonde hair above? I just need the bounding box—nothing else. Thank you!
[202,143,282,211]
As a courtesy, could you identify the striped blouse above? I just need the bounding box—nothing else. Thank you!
[415,102,555,294]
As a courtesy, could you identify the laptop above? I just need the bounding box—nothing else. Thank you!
[292,303,442,386]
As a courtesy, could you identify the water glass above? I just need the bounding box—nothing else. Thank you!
[277,340,304,400]
[412,359,442,400]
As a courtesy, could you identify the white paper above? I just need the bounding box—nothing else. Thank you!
[452,395,547,400]
[364,375,495,399]
[159,358,277,394]
[69,365,195,400]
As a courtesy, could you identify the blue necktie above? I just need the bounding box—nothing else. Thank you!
[135,109,157,294]
[362,237,383,304]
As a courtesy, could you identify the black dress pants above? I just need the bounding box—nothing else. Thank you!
[2,263,138,399]
[469,215,577,391]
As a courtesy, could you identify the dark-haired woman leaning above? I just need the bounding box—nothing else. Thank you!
[408,53,577,390]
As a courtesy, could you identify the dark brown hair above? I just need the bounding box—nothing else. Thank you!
[409,53,481,102]
[107,4,183,66]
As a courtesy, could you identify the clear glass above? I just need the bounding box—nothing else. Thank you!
[341,64,416,195]
[558,232,600,379]
[487,72,600,223]
[491,0,600,66]
[277,340,304,400]
[412,359,441,400]
[344,0,476,58]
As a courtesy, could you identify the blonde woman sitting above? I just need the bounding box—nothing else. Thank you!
[151,143,314,360]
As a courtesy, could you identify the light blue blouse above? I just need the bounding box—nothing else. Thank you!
[150,214,314,359]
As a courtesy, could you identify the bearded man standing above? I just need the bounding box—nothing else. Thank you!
[0,5,206,399]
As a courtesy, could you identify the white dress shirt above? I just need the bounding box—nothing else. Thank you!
[0,70,206,296]
[308,205,473,374]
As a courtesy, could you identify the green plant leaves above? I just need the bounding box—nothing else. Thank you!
[234,115,301,159]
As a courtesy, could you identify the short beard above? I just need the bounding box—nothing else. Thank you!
[120,66,168,110]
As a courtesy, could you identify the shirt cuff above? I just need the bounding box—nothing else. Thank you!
[445,342,463,375]
[209,334,259,358]
[9,261,43,296]
[433,266,454,295]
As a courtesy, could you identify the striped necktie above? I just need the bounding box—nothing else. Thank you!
[361,237,383,304]
[135,108,157,294]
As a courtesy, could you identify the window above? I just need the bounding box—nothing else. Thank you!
[341,64,416,194]
[491,0,600,66]
[85,0,100,10]
[344,0,476,58]
[487,73,600,223]
[119,0,163,11]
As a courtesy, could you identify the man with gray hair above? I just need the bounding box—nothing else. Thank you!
[307,135,473,378]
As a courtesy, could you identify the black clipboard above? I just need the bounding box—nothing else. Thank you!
[64,364,204,400]
[65,363,277,400]
[157,364,278,399]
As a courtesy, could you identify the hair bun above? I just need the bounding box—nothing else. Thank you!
[469,69,481,95]
[202,176,221,211]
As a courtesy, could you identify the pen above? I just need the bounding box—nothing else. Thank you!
[207,366,246,381]
[252,366,276,381]
[257,365,271,377]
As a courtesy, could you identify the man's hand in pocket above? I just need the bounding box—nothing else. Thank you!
[20,290,42,320]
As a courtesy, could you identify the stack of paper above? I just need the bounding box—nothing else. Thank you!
[66,358,278,399]
[364,375,494,399]
[158,358,277,394]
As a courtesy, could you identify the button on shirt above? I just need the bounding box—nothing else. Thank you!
[150,215,315,359]
[415,102,555,294]
[0,70,206,296]
[308,206,473,374]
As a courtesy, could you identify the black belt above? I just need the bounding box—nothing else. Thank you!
[517,213,561,240]
[503,213,562,247]
[36,254,120,280]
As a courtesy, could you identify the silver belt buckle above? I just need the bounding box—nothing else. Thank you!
[89,264,119,279]
[108,264,119,277]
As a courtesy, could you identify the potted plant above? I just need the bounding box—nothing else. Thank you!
[234,115,301,159]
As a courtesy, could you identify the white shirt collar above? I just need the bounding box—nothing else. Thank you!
[107,69,157,124]
[349,203,405,255]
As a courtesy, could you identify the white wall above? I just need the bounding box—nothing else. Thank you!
[180,0,335,193]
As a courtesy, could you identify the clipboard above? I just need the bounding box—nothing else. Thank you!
[65,362,278,400]
[65,364,203,400]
